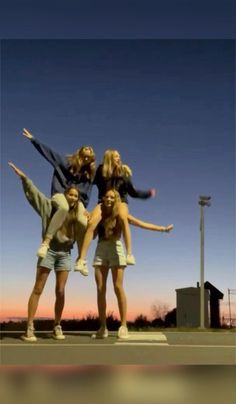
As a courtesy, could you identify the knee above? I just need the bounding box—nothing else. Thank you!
[58,204,69,214]
[97,283,106,295]
[113,283,123,295]
[52,195,69,213]
[33,286,44,296]
[55,287,65,298]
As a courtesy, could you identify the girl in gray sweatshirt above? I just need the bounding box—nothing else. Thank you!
[9,162,82,342]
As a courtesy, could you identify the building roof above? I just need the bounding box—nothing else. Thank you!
[176,281,224,299]
[204,281,224,299]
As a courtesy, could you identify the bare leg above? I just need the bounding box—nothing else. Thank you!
[75,201,88,254]
[111,267,127,326]
[118,202,135,264]
[78,204,102,260]
[118,203,131,255]
[27,267,50,325]
[54,270,69,325]
[94,265,109,329]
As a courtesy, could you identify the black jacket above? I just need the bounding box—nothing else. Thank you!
[93,165,152,204]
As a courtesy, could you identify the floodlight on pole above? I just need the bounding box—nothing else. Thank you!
[198,195,211,329]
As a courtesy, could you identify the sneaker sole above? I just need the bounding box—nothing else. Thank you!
[126,259,136,265]
[91,329,109,339]
[52,335,65,340]
[74,268,89,276]
[21,336,37,342]
[91,334,108,339]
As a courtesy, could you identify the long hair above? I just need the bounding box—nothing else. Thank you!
[102,149,132,179]
[101,189,122,239]
[67,146,96,179]
[58,186,80,241]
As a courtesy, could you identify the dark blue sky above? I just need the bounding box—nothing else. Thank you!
[1,39,235,319]
[0,0,235,38]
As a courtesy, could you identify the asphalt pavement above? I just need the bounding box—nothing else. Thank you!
[1,330,235,365]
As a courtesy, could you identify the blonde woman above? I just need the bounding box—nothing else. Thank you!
[90,189,173,339]
[9,162,81,342]
[22,128,95,275]
[76,149,155,273]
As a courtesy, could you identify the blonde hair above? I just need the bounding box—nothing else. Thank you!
[102,149,132,179]
[102,189,122,239]
[67,146,96,179]
[58,186,80,241]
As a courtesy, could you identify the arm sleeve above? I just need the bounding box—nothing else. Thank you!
[92,165,101,186]
[21,176,51,217]
[125,176,152,199]
[92,169,98,186]
[31,137,65,169]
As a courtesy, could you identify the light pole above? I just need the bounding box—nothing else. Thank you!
[198,195,211,329]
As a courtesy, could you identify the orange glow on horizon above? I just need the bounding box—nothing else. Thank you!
[0,307,155,322]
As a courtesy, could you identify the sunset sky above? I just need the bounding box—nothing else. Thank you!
[1,38,235,322]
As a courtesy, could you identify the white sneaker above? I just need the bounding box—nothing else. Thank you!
[74,259,89,276]
[52,324,65,340]
[118,325,129,339]
[36,242,49,258]
[91,327,109,339]
[126,254,136,265]
[21,325,37,342]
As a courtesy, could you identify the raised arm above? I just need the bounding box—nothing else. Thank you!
[8,162,51,218]
[128,214,173,232]
[22,128,65,169]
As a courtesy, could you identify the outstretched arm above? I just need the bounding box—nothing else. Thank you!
[22,128,65,169]
[8,162,51,217]
[128,214,173,232]
[125,176,156,200]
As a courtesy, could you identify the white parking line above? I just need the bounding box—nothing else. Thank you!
[115,332,168,344]
[115,342,169,346]
[2,343,235,347]
[1,343,166,347]
[122,332,167,341]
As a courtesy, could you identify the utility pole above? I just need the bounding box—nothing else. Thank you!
[198,195,211,329]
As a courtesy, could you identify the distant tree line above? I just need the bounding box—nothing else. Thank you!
[0,308,177,331]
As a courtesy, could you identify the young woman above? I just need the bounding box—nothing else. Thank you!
[9,162,81,342]
[90,189,173,340]
[76,149,156,273]
[22,128,96,275]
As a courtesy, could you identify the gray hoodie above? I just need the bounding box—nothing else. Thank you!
[22,176,74,252]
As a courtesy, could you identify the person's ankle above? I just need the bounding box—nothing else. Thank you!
[43,235,52,245]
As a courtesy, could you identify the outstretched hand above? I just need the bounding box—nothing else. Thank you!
[8,162,26,178]
[22,128,33,140]
[165,224,174,232]
[150,188,156,198]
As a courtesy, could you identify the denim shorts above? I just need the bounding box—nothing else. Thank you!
[37,248,71,272]
[93,240,127,268]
